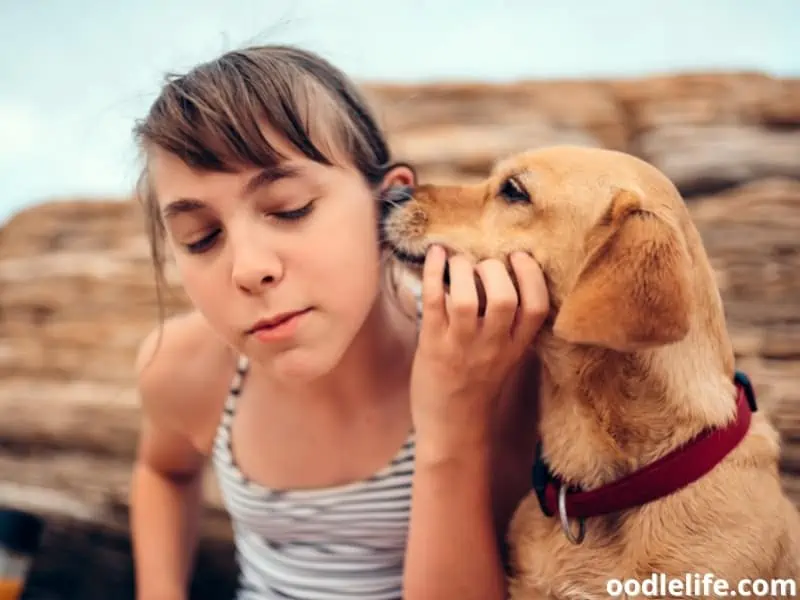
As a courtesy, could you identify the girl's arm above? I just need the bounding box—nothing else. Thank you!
[403,247,548,600]
[404,441,505,600]
[130,417,206,600]
[128,316,229,600]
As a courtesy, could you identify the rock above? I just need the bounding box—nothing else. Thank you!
[635,125,800,195]
[1,72,799,599]
[370,73,800,193]
[689,178,800,322]
[387,122,602,180]
[609,73,800,132]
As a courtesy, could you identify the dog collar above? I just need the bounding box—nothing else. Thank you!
[531,370,758,544]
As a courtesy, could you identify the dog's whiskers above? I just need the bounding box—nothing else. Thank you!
[379,187,414,217]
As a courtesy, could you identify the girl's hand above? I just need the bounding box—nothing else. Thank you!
[409,244,549,463]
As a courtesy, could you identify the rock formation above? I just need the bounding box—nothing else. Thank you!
[1,72,798,599]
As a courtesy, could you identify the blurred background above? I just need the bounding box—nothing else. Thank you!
[1,1,798,598]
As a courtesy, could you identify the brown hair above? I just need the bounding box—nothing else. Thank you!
[133,44,401,320]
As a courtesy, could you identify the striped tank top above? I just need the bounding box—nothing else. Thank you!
[211,355,415,600]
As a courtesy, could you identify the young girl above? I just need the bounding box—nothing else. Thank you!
[128,44,549,600]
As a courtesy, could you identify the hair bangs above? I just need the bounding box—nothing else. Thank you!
[134,51,358,175]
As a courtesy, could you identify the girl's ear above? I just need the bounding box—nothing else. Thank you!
[381,162,416,190]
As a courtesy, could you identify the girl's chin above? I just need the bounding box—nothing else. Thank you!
[249,345,341,384]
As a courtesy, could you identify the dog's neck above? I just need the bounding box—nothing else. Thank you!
[533,325,738,491]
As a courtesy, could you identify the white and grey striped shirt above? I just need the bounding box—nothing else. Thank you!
[211,356,415,600]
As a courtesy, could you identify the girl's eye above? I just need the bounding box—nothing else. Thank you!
[273,200,315,221]
[185,229,220,254]
[182,200,315,254]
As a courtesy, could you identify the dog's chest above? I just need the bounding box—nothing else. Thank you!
[508,494,628,600]
[536,390,626,487]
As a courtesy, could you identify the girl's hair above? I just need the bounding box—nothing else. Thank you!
[132,44,401,320]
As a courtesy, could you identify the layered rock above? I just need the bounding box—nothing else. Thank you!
[1,72,798,599]
[369,72,800,192]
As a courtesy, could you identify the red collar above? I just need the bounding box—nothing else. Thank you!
[532,371,758,521]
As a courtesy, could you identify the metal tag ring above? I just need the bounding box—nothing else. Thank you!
[558,484,586,545]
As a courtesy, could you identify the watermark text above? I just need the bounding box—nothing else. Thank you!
[606,573,797,597]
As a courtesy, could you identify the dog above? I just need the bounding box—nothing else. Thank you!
[381,146,800,599]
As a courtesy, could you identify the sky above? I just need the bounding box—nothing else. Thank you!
[1,0,798,224]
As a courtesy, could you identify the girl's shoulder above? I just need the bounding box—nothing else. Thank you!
[134,309,238,455]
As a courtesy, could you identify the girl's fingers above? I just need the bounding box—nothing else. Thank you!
[475,258,519,343]
[509,252,549,344]
[446,254,480,341]
[420,245,448,333]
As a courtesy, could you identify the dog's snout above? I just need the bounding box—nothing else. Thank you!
[380,185,414,220]
[384,185,414,205]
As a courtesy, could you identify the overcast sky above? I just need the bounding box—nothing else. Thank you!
[1,0,798,223]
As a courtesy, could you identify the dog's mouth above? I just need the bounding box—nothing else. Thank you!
[388,243,451,288]
[390,245,425,268]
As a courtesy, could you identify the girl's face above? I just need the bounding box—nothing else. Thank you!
[148,136,414,381]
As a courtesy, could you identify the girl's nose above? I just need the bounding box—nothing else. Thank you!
[230,233,284,294]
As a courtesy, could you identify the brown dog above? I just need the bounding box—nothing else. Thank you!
[382,146,800,599]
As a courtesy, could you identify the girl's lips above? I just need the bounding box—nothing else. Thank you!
[248,308,312,342]
[248,308,311,341]
[248,308,310,333]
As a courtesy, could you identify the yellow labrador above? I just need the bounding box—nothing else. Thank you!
[381,146,800,599]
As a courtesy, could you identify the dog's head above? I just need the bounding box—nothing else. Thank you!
[381,145,697,353]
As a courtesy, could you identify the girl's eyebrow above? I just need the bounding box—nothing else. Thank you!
[162,197,206,220]
[242,164,306,196]
[162,164,308,220]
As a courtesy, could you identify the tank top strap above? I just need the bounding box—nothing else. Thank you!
[221,354,249,423]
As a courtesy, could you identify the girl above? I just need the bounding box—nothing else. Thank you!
[129,44,548,600]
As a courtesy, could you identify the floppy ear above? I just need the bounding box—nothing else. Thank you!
[552,189,693,352]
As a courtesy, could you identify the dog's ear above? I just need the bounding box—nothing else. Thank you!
[553,189,693,352]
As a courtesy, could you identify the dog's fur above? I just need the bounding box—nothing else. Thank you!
[382,146,800,599]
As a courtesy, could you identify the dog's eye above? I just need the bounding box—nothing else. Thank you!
[499,177,530,204]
